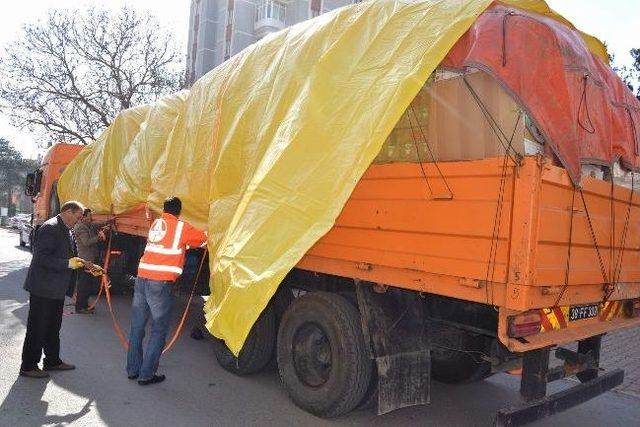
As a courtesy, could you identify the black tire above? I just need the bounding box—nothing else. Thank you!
[357,367,378,410]
[213,303,276,376]
[431,324,492,384]
[272,286,294,329]
[277,292,372,418]
[19,236,26,247]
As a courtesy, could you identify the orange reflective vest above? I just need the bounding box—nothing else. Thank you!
[137,212,207,282]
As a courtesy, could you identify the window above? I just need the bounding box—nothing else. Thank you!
[225,0,234,61]
[310,0,322,18]
[256,0,286,23]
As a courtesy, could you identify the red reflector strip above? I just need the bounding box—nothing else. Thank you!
[508,311,542,338]
[512,322,541,337]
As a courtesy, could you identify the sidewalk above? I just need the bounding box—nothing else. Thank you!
[600,328,640,397]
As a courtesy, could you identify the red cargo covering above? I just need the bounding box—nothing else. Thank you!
[442,2,640,184]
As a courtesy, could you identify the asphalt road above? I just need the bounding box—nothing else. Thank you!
[1,227,639,427]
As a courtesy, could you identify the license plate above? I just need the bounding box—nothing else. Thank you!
[569,304,599,321]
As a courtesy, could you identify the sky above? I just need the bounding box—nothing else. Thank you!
[0,0,638,159]
[0,0,190,159]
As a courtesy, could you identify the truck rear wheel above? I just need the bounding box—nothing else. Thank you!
[431,324,492,384]
[277,292,372,418]
[212,303,276,376]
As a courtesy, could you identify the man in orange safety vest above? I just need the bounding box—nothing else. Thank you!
[126,196,207,385]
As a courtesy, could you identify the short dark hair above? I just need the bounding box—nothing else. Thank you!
[60,201,85,213]
[83,208,92,217]
[163,197,182,216]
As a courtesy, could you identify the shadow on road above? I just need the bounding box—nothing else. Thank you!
[0,377,93,425]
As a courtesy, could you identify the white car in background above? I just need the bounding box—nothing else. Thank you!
[8,213,31,229]
[19,222,32,248]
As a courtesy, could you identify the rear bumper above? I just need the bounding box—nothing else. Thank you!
[499,307,640,353]
[495,369,624,426]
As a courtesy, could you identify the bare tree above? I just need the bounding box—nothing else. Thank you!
[0,7,183,145]
[620,48,640,100]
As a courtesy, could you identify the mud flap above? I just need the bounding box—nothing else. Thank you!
[356,282,430,414]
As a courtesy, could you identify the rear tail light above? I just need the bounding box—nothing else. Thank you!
[624,299,640,318]
[508,311,542,338]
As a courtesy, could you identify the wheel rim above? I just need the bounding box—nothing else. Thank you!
[292,322,332,387]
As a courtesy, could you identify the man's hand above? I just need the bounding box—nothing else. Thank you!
[97,229,107,241]
[84,261,104,277]
[68,257,86,270]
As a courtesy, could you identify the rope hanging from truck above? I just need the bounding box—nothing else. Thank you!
[553,166,635,307]
[554,187,577,307]
[86,224,115,311]
[609,168,616,291]
[486,112,522,305]
[462,76,521,165]
[463,74,523,305]
[405,103,454,199]
[578,189,610,287]
[577,73,596,134]
[605,173,636,303]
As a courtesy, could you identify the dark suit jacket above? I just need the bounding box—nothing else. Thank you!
[24,215,77,300]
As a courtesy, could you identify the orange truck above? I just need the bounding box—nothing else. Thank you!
[24,143,159,292]
[24,5,640,426]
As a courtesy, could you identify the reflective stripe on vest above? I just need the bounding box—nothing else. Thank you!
[172,221,184,250]
[144,244,182,255]
[138,262,183,275]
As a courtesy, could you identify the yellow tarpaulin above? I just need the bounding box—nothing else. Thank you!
[58,0,605,355]
[58,105,150,212]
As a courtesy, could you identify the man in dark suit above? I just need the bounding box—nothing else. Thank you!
[20,200,88,378]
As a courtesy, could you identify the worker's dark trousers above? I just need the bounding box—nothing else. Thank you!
[75,270,98,310]
[21,294,64,371]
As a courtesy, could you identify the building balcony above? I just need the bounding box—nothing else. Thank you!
[254,17,286,37]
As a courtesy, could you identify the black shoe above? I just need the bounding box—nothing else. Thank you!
[138,374,165,386]
[44,362,75,371]
[19,368,50,378]
[128,374,138,380]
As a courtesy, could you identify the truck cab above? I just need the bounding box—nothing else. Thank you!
[25,143,85,236]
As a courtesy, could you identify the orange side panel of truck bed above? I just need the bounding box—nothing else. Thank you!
[297,156,640,314]
[536,169,640,286]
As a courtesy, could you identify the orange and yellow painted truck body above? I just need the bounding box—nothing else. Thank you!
[299,156,640,352]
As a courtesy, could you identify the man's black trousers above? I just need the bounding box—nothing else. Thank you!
[75,270,98,310]
[21,293,64,371]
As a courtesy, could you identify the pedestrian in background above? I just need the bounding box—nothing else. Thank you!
[20,201,87,378]
[126,196,207,386]
[73,208,112,314]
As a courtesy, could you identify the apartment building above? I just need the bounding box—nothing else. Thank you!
[186,0,362,85]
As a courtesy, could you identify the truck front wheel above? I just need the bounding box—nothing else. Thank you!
[277,291,372,418]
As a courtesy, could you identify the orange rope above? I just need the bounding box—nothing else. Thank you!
[163,249,208,354]
[103,273,130,349]
[87,229,113,311]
